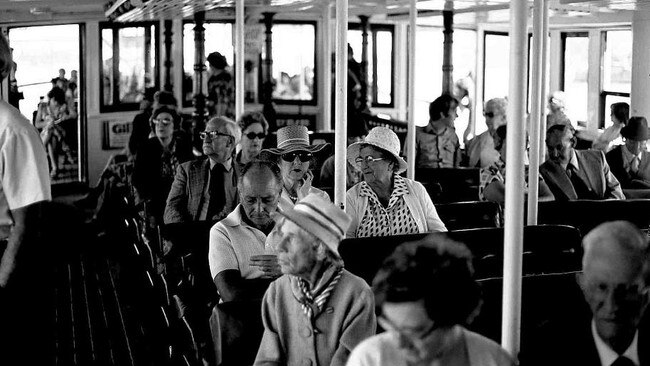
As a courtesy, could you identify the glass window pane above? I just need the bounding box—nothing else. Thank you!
[183,22,234,104]
[415,26,443,127]
[603,94,631,129]
[118,27,146,103]
[563,34,589,124]
[376,30,392,105]
[271,23,315,101]
[484,33,509,104]
[102,28,114,106]
[603,30,632,94]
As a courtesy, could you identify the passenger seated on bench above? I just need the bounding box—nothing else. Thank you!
[346,127,446,238]
[522,221,650,366]
[540,124,625,201]
[209,160,283,302]
[479,125,553,205]
[605,116,650,189]
[347,233,514,366]
[255,193,376,366]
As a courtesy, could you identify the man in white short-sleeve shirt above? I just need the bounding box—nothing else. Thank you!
[0,32,51,361]
[208,160,282,302]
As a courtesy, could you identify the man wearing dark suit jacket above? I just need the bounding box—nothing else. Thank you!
[521,221,650,366]
[540,124,625,201]
[164,116,241,224]
[606,116,650,190]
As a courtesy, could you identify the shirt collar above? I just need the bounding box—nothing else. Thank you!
[592,320,640,366]
[221,204,244,227]
[209,157,233,172]
[424,122,449,135]
[562,149,580,172]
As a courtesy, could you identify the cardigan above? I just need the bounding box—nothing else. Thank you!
[254,269,376,366]
[345,177,447,238]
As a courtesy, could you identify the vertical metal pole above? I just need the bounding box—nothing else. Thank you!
[502,0,528,356]
[539,0,549,163]
[164,19,173,92]
[193,11,207,139]
[322,3,333,131]
[442,8,454,95]
[527,0,545,225]
[334,0,348,209]
[406,0,417,180]
[235,0,245,121]
[263,12,277,130]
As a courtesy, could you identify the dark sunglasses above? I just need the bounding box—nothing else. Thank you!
[245,132,267,140]
[483,111,496,118]
[281,152,313,162]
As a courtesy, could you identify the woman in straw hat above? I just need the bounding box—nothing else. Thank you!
[254,193,376,366]
[261,125,330,210]
[606,116,650,189]
[346,127,447,238]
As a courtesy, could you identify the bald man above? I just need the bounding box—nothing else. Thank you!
[164,116,241,223]
[524,221,650,366]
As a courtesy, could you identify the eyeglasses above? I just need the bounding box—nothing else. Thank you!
[355,156,385,165]
[153,118,174,126]
[245,132,267,140]
[199,131,233,140]
[281,152,313,162]
[583,279,649,302]
[483,111,496,118]
[377,315,437,349]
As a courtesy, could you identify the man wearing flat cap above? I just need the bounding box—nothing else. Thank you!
[254,193,376,366]
[606,116,650,189]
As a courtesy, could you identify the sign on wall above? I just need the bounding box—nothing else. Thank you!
[102,119,132,150]
[275,113,316,130]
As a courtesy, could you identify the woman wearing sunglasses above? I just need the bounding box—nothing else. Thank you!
[133,106,193,224]
[236,111,268,172]
[346,127,446,238]
[347,234,514,366]
[261,125,330,210]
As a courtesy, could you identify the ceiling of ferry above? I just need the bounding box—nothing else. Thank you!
[0,0,646,24]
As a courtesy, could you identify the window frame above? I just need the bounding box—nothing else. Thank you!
[599,29,631,129]
[348,23,396,108]
[99,21,160,113]
[181,19,235,108]
[259,20,318,106]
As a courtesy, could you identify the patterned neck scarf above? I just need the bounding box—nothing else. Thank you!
[291,260,343,324]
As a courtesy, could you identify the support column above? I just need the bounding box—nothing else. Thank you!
[192,11,207,145]
[406,0,416,179]
[359,15,370,108]
[631,11,650,118]
[235,0,245,121]
[164,19,173,92]
[442,9,454,95]
[334,0,348,208]
[502,0,528,357]
[321,3,333,131]
[262,12,277,130]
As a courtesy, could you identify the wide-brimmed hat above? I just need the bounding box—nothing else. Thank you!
[621,116,650,141]
[275,193,352,257]
[262,125,329,155]
[347,126,408,174]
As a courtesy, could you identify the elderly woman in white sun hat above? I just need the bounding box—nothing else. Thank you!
[346,126,447,238]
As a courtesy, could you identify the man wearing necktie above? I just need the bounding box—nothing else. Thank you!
[521,221,650,366]
[606,116,650,190]
[164,116,240,224]
[540,124,624,201]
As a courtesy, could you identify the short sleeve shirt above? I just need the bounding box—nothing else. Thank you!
[415,125,460,168]
[355,175,419,238]
[208,204,282,280]
[0,102,51,234]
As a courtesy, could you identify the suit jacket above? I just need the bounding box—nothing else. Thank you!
[521,310,650,366]
[540,149,625,201]
[606,145,650,189]
[163,158,238,224]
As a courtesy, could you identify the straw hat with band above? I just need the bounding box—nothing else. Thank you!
[347,126,408,174]
[263,125,329,156]
[621,116,650,141]
[274,193,352,258]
